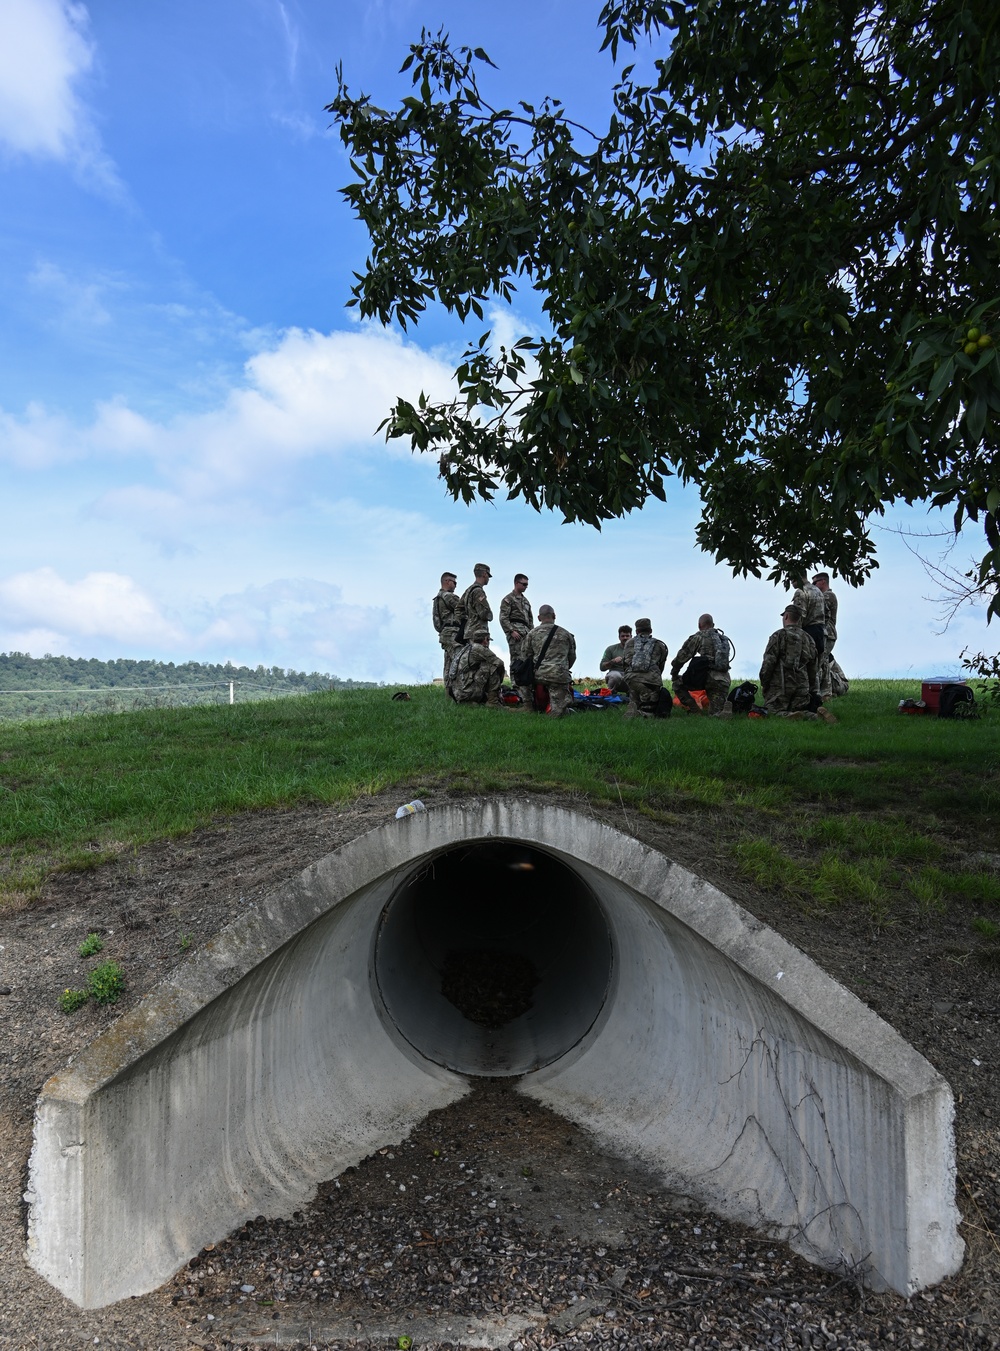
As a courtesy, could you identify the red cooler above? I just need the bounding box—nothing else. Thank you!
[921,677,969,713]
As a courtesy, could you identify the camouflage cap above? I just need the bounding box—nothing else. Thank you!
[470,627,490,641]
[634,617,652,633]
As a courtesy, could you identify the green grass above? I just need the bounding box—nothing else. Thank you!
[0,680,997,928]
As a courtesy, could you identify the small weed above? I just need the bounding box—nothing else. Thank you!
[733,839,807,895]
[59,987,89,1013]
[812,855,888,911]
[972,916,1000,940]
[78,932,104,957]
[917,867,1000,908]
[86,959,126,1004]
[910,872,947,917]
[179,932,192,951]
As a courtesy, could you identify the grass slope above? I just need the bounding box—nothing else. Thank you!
[0,680,997,932]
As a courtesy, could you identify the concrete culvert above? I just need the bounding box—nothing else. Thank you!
[26,800,963,1309]
[374,843,613,1074]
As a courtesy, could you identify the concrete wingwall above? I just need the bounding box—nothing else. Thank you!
[26,800,963,1307]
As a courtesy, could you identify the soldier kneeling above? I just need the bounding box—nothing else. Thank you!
[622,619,670,718]
[450,629,506,708]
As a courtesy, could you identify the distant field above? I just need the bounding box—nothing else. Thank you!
[0,680,997,931]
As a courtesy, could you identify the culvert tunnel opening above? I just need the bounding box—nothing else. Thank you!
[373,842,613,1076]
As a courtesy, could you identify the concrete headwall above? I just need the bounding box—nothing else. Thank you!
[26,800,963,1307]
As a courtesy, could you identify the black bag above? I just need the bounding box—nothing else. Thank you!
[938,684,976,719]
[728,681,757,716]
[680,655,712,689]
[653,686,673,718]
[511,625,557,688]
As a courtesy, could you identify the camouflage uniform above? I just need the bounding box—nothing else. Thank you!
[526,621,576,716]
[670,627,731,714]
[622,634,668,717]
[759,626,818,713]
[433,587,462,684]
[499,589,534,704]
[451,641,505,707]
[818,588,839,700]
[457,581,493,644]
[792,583,827,661]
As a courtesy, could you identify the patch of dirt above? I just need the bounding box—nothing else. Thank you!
[0,787,998,1350]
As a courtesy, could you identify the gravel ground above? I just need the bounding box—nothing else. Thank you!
[1,788,999,1350]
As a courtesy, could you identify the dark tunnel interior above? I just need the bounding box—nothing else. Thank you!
[372,842,614,1075]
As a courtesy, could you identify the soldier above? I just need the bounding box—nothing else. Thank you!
[432,571,461,684]
[622,618,668,718]
[451,629,506,707]
[499,573,534,705]
[525,605,576,717]
[456,563,494,643]
[670,614,732,715]
[812,571,840,701]
[599,625,632,692]
[759,606,836,722]
[791,572,827,663]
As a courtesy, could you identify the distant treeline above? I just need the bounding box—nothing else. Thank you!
[0,652,373,722]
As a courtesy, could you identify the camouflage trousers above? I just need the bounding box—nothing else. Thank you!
[762,672,811,714]
[818,642,836,701]
[454,663,504,706]
[623,673,664,717]
[537,681,573,717]
[440,633,459,685]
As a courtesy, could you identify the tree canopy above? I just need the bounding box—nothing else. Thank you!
[330,0,1000,613]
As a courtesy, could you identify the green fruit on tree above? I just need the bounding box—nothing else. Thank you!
[968,327,981,342]
[964,342,979,356]
[979,334,993,348]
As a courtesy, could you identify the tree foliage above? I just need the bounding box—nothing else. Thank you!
[330,0,1000,607]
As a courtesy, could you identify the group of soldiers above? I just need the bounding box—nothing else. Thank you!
[432,565,843,721]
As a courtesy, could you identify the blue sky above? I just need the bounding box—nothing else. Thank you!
[0,0,989,684]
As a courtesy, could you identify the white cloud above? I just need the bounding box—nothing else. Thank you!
[0,567,183,647]
[0,325,456,498]
[0,569,399,676]
[0,398,153,469]
[0,0,119,190]
[193,579,393,675]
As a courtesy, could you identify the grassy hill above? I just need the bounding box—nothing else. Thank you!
[0,680,997,949]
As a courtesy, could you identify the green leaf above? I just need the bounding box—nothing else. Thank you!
[966,396,987,443]
[926,356,955,402]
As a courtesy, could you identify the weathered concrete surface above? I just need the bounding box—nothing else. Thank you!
[27,800,963,1306]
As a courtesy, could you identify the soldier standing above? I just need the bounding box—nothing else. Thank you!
[622,618,668,718]
[432,571,461,684]
[525,605,577,717]
[451,629,506,707]
[791,572,827,662]
[812,572,839,701]
[456,563,493,643]
[670,614,732,715]
[759,606,835,721]
[499,573,534,705]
